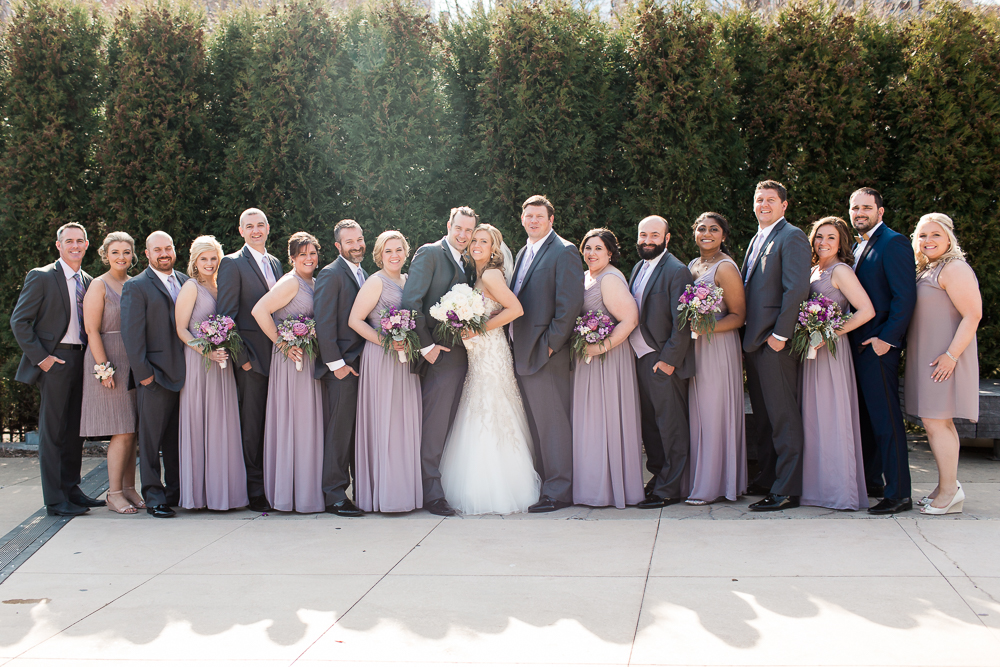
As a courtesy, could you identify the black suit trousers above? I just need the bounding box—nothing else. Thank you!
[635,352,690,499]
[321,372,358,505]
[745,344,804,496]
[234,365,268,498]
[36,348,85,506]
[136,382,180,506]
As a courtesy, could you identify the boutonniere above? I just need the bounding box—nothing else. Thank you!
[761,241,774,273]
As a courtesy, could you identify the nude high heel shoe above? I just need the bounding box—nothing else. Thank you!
[920,484,964,515]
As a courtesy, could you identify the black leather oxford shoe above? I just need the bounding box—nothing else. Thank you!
[146,504,176,518]
[426,498,458,516]
[868,497,912,515]
[527,496,571,513]
[748,494,800,512]
[637,495,682,509]
[47,501,89,517]
[69,492,106,508]
[326,498,363,517]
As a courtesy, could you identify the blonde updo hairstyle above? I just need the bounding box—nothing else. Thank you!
[912,212,965,274]
[187,235,225,282]
[471,223,506,277]
[372,230,410,269]
[97,231,137,267]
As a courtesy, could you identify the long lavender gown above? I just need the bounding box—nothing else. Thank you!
[571,267,644,508]
[178,283,249,510]
[799,264,866,510]
[354,275,423,512]
[686,258,747,502]
[263,274,325,513]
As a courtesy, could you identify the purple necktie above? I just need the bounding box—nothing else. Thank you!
[74,273,87,344]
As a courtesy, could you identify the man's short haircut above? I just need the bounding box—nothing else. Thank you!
[448,206,479,226]
[334,219,362,243]
[522,195,554,218]
[755,179,788,203]
[240,208,268,226]
[56,222,88,242]
[850,187,883,210]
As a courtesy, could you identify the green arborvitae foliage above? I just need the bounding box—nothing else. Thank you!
[336,0,461,259]
[620,0,745,263]
[470,0,618,247]
[888,3,1000,375]
[95,2,215,269]
[0,0,105,432]
[751,1,888,227]
[214,0,346,263]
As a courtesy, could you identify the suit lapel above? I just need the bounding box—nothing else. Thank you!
[640,254,668,318]
[520,233,556,291]
[52,261,71,320]
[146,266,173,302]
[856,223,885,269]
[745,219,786,284]
[269,255,282,282]
[440,238,465,283]
[336,256,362,294]
[242,246,269,291]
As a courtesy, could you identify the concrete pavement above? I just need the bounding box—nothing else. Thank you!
[0,442,997,666]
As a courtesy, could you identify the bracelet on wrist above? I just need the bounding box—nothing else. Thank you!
[945,350,959,363]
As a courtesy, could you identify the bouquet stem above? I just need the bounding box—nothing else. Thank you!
[219,359,227,370]
[584,355,592,365]
[295,359,303,372]
[691,331,699,340]
[807,345,818,360]
[397,350,406,363]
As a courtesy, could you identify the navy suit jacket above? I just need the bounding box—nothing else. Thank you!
[848,223,916,350]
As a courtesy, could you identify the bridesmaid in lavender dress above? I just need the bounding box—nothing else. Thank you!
[571,228,643,508]
[349,231,423,513]
[252,232,325,513]
[800,217,874,511]
[685,213,748,504]
[175,236,248,511]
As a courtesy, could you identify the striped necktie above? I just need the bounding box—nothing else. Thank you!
[73,272,87,344]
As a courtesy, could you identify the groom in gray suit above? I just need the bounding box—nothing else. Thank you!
[121,231,189,518]
[741,180,811,511]
[401,207,477,516]
[510,195,585,512]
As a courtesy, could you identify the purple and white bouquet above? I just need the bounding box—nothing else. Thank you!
[572,310,615,364]
[791,295,851,361]
[677,282,725,340]
[276,314,316,371]
[93,361,116,382]
[429,283,489,347]
[191,315,243,370]
[379,306,420,363]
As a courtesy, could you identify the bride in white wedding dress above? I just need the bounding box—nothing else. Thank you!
[440,224,541,515]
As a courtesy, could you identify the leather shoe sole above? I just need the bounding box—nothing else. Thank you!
[146,505,176,518]
[868,497,912,515]
[326,499,363,517]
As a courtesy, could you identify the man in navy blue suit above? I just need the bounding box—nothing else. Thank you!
[847,188,917,514]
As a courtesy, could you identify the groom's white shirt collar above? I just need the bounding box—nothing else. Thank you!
[444,238,464,268]
[525,229,554,255]
[151,266,177,289]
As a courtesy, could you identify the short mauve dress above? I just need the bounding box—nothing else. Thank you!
[571,266,644,508]
[905,261,979,421]
[799,263,866,510]
[354,275,423,512]
[263,274,325,513]
[686,257,747,503]
[178,283,249,510]
[80,278,137,437]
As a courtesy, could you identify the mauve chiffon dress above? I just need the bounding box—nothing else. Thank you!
[263,274,325,513]
[178,283,248,510]
[571,266,644,508]
[80,278,137,437]
[799,263,867,510]
[904,261,979,422]
[685,257,747,503]
[354,275,423,512]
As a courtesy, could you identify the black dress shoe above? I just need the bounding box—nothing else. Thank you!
[748,494,800,511]
[46,501,89,517]
[248,495,272,512]
[746,483,771,496]
[426,498,458,516]
[637,495,682,509]
[69,492,106,508]
[527,496,572,513]
[146,504,176,518]
[866,484,885,498]
[868,497,912,515]
[326,498,363,517]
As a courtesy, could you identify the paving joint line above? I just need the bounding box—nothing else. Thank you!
[291,516,445,664]
[627,508,661,666]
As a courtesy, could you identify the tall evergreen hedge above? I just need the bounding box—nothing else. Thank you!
[2,0,1000,433]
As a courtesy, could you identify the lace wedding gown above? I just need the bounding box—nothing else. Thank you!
[440,296,541,515]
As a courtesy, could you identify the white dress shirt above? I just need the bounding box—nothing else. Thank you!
[246,245,276,289]
[853,221,882,269]
[746,218,789,342]
[421,239,471,357]
[58,260,84,346]
[628,250,665,359]
[327,257,367,372]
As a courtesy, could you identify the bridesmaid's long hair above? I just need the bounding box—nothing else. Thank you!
[808,217,855,266]
[187,235,225,284]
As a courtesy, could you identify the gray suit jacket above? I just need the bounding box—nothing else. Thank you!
[740,218,811,353]
[400,237,475,374]
[10,261,92,386]
[628,252,695,379]
[314,256,367,380]
[509,232,585,376]
[121,266,189,392]
[216,245,284,375]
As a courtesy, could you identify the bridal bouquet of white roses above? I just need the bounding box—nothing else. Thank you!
[429,283,489,346]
